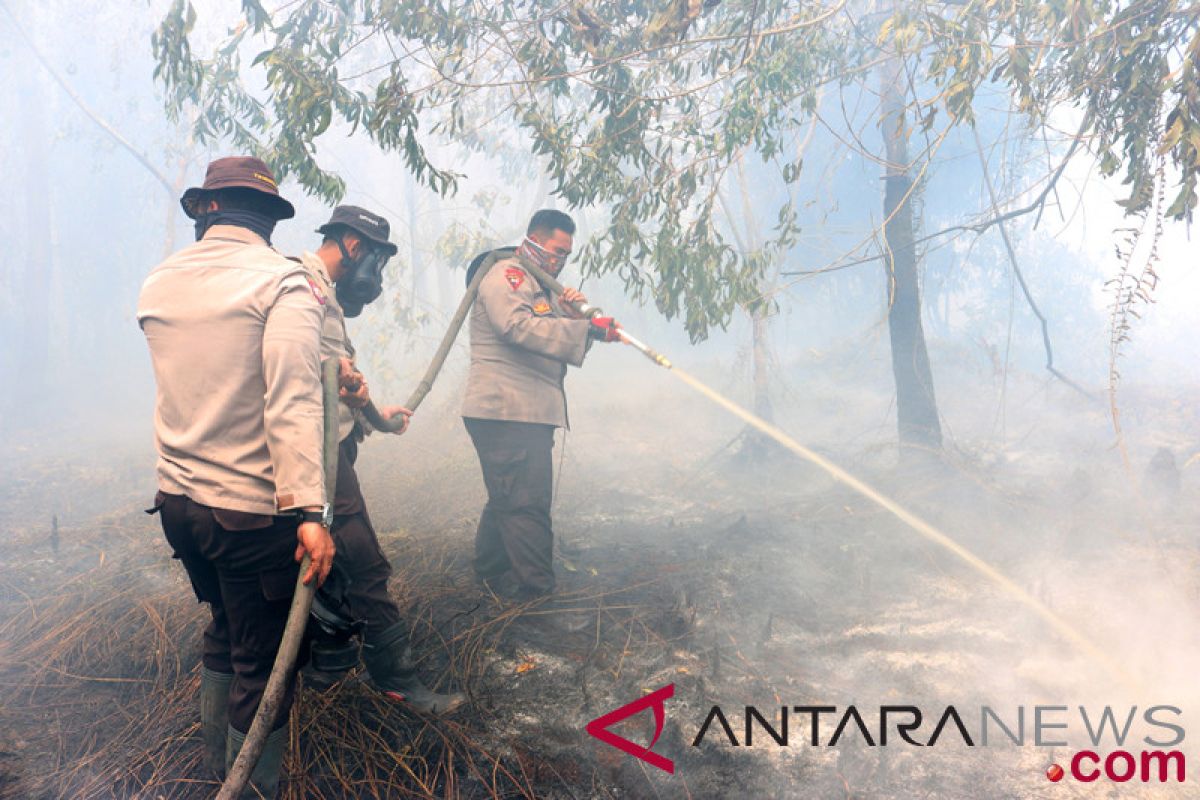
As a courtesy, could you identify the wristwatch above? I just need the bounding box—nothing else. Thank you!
[297,503,333,528]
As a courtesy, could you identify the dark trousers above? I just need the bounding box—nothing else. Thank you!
[464,417,556,594]
[155,492,300,733]
[331,433,401,642]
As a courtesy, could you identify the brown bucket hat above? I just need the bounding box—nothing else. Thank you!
[180,156,296,220]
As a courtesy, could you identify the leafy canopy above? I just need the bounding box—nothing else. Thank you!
[153,0,1200,340]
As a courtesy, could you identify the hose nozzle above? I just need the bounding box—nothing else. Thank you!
[617,329,672,369]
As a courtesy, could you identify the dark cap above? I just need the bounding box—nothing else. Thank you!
[180,156,296,220]
[317,205,399,256]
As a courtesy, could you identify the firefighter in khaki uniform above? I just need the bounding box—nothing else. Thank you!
[137,157,335,798]
[297,205,464,713]
[463,209,621,601]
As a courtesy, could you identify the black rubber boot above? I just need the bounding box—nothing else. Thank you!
[199,667,233,778]
[225,724,287,799]
[362,623,466,715]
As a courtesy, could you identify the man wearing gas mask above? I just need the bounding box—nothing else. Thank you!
[297,205,465,714]
[463,209,621,603]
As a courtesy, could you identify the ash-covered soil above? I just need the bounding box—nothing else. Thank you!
[2,362,1199,799]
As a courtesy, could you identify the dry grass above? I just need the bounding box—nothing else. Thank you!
[5,371,1191,799]
[0,512,696,800]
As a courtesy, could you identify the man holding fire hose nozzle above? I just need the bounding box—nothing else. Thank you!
[463,209,622,603]
[297,205,465,714]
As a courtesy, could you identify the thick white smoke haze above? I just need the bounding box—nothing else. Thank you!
[1,1,1197,798]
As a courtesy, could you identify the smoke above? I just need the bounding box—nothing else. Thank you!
[2,1,1199,797]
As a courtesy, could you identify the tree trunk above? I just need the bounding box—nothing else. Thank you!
[163,154,190,258]
[734,158,775,427]
[879,56,941,451]
[427,200,453,315]
[751,305,773,422]
[19,67,53,423]
[407,175,426,307]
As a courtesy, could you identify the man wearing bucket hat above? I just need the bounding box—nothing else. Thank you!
[138,156,336,797]
[297,205,465,715]
[180,156,297,241]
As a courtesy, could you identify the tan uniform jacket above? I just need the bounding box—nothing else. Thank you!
[137,225,326,516]
[299,251,358,442]
[462,253,591,428]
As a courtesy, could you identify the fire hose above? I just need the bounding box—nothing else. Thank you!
[218,253,526,794]
[524,267,1130,686]
[217,358,340,800]
[222,253,632,794]
[515,261,1130,686]
[224,250,1135,792]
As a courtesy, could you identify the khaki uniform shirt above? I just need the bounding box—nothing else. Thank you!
[137,225,326,515]
[299,251,358,443]
[462,254,591,428]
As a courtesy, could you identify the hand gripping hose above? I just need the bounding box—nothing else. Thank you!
[217,358,341,799]
[360,250,509,430]
[514,260,672,368]
[358,251,668,432]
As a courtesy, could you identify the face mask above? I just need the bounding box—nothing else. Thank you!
[518,237,569,276]
[193,208,277,244]
[334,237,389,317]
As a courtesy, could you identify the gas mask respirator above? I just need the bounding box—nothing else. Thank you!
[335,237,390,317]
[307,563,365,676]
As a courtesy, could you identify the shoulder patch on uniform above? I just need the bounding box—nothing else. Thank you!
[532,300,551,315]
[304,275,327,305]
[505,267,526,291]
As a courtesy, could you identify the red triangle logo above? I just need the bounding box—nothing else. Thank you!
[585,684,675,774]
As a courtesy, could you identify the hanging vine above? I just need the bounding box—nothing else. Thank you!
[1106,157,1166,470]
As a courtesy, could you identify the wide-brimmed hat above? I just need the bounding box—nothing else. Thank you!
[180,156,296,220]
[316,205,399,256]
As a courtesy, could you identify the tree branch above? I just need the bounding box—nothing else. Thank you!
[929,111,1094,241]
[781,114,1095,281]
[971,124,1094,399]
[1,0,174,195]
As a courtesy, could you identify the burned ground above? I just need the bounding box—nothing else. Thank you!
[2,362,1199,799]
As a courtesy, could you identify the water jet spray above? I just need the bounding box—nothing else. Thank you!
[516,260,1137,691]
